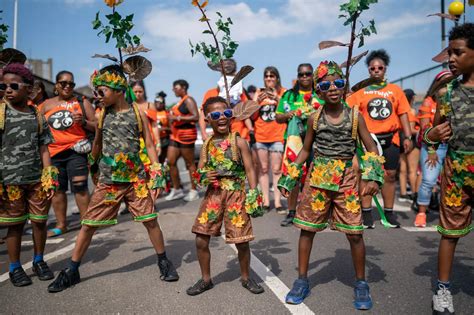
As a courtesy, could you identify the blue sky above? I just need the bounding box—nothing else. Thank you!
[2,0,473,104]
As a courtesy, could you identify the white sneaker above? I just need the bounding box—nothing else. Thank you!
[165,188,185,201]
[432,285,454,314]
[183,189,199,202]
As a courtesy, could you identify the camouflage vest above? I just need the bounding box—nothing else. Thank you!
[444,80,474,152]
[0,100,44,135]
[312,104,358,159]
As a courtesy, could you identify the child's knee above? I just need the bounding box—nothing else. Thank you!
[142,219,158,229]
[385,171,397,183]
[235,241,249,251]
[346,233,363,243]
[195,234,210,250]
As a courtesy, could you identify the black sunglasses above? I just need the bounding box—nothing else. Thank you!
[298,71,313,78]
[57,81,76,89]
[94,89,106,98]
[369,66,385,72]
[0,82,30,91]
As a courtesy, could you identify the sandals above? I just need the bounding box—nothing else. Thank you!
[47,228,66,238]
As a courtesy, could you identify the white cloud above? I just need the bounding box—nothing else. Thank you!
[64,0,95,6]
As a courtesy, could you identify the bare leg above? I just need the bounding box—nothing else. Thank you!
[298,230,316,278]
[270,151,283,208]
[195,234,211,282]
[51,191,68,232]
[167,145,181,190]
[381,170,397,209]
[346,234,366,280]
[71,175,91,219]
[236,242,251,281]
[438,236,459,282]
[288,185,299,211]
[31,221,47,255]
[257,149,270,207]
[71,225,97,262]
[181,147,197,190]
[399,153,408,196]
[407,148,420,193]
[142,219,165,254]
[6,223,25,263]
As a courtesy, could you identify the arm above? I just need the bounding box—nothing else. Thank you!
[426,99,451,143]
[399,113,413,152]
[357,114,381,196]
[150,120,161,156]
[140,111,159,164]
[40,144,57,199]
[198,108,211,140]
[40,144,52,168]
[82,98,98,133]
[173,97,199,123]
[237,137,258,189]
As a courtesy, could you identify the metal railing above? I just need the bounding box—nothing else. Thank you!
[391,63,447,95]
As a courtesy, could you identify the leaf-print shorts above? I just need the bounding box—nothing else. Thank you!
[438,157,473,238]
[0,182,50,225]
[191,186,254,244]
[294,164,363,234]
[81,182,157,227]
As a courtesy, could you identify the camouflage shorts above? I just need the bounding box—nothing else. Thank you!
[0,182,50,226]
[192,187,254,244]
[81,182,157,227]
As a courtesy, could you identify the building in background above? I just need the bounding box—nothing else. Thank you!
[28,58,53,81]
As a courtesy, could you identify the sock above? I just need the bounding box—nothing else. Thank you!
[9,261,22,273]
[288,210,296,216]
[69,260,81,272]
[33,253,44,264]
[362,208,372,212]
[437,280,450,290]
[157,252,167,262]
[384,207,393,213]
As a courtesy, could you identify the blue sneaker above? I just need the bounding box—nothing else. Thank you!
[353,280,373,310]
[285,278,310,304]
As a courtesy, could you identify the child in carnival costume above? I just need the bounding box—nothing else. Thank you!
[278,61,384,310]
[48,65,179,293]
[424,24,474,315]
[187,96,265,296]
[0,63,58,286]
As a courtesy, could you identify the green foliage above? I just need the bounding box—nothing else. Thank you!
[92,10,140,49]
[190,11,239,64]
[0,11,8,49]
[338,0,378,48]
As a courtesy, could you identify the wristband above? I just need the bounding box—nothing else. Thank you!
[41,166,59,192]
[423,127,439,146]
[147,162,167,190]
[245,188,264,218]
[360,152,385,187]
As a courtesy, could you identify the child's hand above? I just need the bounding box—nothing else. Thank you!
[362,181,379,196]
[151,188,161,201]
[46,190,55,200]
[428,121,452,143]
[206,170,219,183]
[280,187,290,198]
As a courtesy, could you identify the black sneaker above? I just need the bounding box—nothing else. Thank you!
[9,267,32,287]
[158,258,179,282]
[281,211,295,227]
[362,211,375,229]
[263,205,271,212]
[241,278,264,294]
[32,260,54,281]
[411,201,419,213]
[398,194,412,203]
[47,268,81,293]
[384,211,401,228]
[186,279,214,296]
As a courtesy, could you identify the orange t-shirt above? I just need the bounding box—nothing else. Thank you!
[417,96,437,126]
[253,88,286,143]
[170,95,197,144]
[201,87,250,140]
[40,98,87,157]
[347,83,411,136]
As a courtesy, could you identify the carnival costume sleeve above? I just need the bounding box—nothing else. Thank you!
[360,152,385,186]
[147,162,168,190]
[277,162,304,193]
[245,188,264,218]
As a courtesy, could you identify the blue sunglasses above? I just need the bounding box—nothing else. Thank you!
[207,109,233,121]
[317,79,346,92]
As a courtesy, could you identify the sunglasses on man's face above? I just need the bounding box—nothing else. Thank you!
[297,71,313,78]
[207,109,233,121]
[369,66,385,72]
[264,74,276,79]
[0,82,30,91]
[317,79,346,92]
[57,81,76,89]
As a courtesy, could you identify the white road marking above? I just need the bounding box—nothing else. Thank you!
[225,237,315,315]
[21,238,65,246]
[402,226,438,232]
[0,233,111,283]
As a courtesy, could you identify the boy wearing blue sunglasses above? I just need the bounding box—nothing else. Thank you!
[278,61,384,310]
[187,96,265,296]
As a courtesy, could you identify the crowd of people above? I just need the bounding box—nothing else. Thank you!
[0,22,472,315]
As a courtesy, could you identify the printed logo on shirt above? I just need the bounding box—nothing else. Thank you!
[48,110,74,130]
[259,104,277,122]
[368,98,393,121]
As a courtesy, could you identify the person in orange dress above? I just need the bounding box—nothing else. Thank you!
[166,79,199,202]
[39,71,96,237]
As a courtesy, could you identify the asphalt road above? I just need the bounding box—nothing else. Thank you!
[1,179,473,314]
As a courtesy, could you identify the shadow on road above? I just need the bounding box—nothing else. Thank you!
[413,236,474,297]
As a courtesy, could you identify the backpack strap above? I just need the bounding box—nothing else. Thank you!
[351,105,359,140]
[200,134,214,165]
[132,102,143,134]
[230,132,239,162]
[97,107,107,130]
[0,100,6,131]
[0,101,43,135]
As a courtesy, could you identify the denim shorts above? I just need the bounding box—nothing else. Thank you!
[255,142,284,153]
